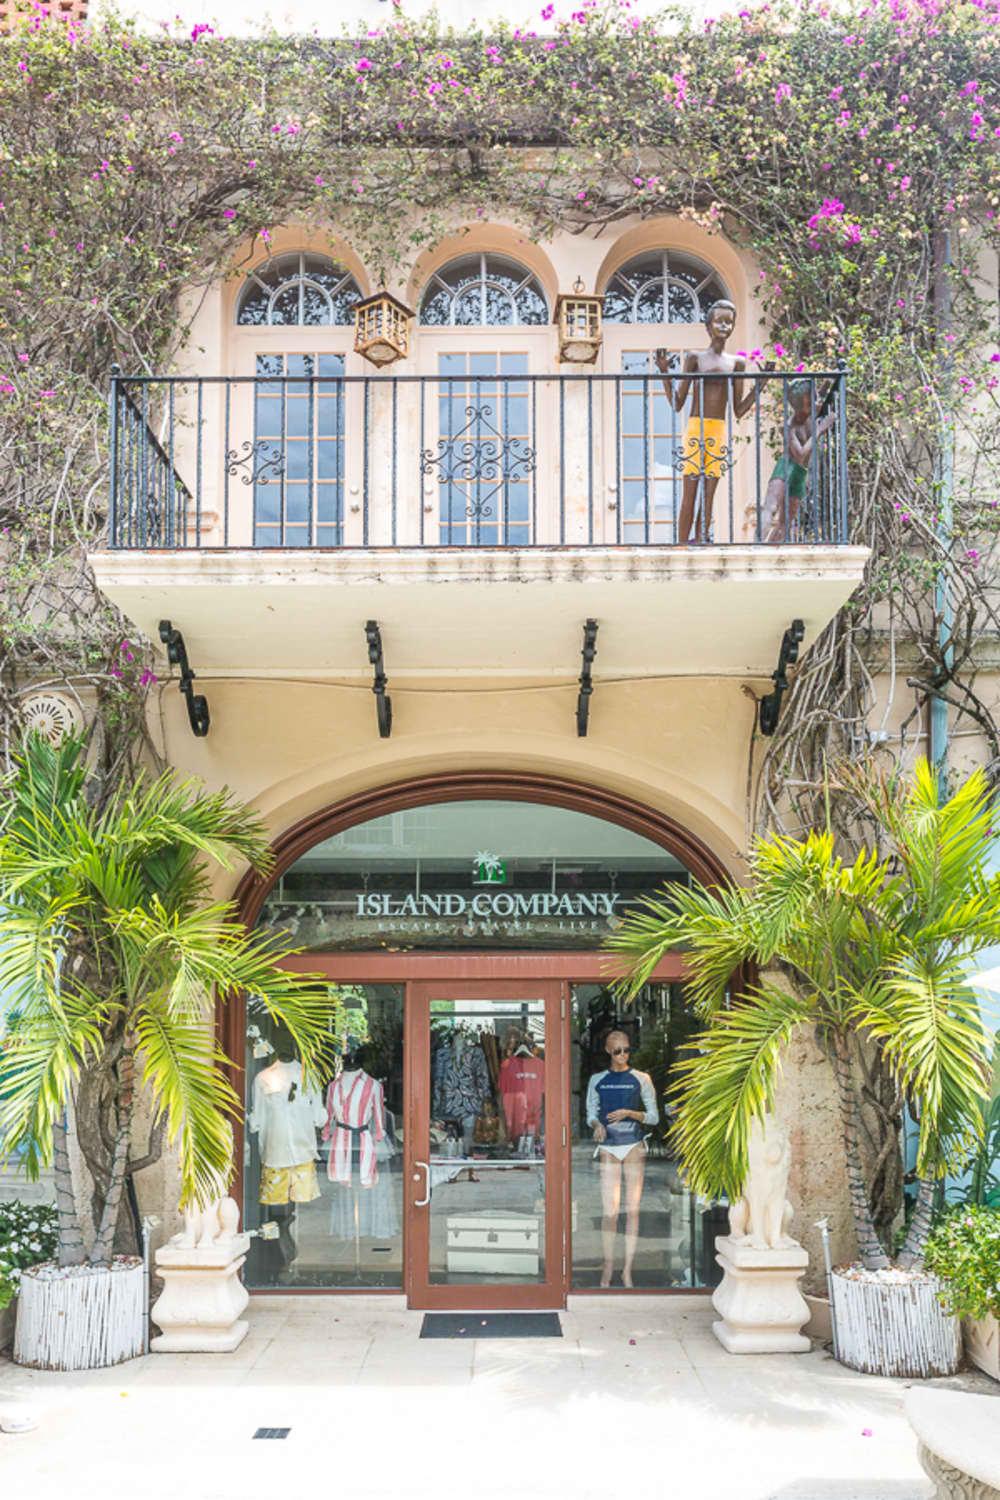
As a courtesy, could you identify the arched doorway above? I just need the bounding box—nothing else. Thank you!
[228,774,730,1309]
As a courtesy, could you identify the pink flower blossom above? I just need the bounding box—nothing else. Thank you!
[356,57,373,72]
[223,208,236,220]
[541,2,554,14]
[773,343,786,357]
[190,23,214,41]
[774,82,791,104]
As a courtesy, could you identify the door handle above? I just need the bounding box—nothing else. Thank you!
[412,1160,431,1208]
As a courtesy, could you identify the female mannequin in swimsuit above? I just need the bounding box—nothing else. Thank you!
[586,1029,659,1288]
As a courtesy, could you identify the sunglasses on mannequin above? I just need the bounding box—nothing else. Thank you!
[611,1046,631,1056]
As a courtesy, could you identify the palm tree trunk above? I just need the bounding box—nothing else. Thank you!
[832,1031,890,1270]
[53,1108,87,1268]
[897,1175,936,1270]
[92,1050,134,1266]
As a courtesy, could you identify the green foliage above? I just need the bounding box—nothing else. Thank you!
[0,0,998,803]
[0,1201,59,1310]
[607,758,998,1258]
[924,1205,1000,1322]
[0,733,337,1254]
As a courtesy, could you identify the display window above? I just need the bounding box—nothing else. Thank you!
[243,984,404,1290]
[569,982,723,1291]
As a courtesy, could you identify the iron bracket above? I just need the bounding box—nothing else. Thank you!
[158,620,210,737]
[365,620,392,738]
[576,619,599,737]
[758,619,805,737]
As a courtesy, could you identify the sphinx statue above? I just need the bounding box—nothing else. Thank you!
[727,1114,797,1250]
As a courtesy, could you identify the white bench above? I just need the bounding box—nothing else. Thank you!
[905,1388,1000,1499]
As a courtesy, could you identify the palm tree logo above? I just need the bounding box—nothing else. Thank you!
[473,850,507,886]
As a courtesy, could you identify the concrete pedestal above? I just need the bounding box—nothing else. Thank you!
[151,1235,251,1353]
[711,1234,811,1354]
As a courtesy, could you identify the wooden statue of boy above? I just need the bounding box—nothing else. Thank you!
[655,299,757,544]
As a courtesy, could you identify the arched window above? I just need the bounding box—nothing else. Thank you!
[236,252,362,327]
[603,250,729,325]
[420,253,548,326]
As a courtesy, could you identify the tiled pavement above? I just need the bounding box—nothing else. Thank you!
[0,1295,995,1499]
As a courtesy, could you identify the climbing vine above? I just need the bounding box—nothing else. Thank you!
[0,0,998,825]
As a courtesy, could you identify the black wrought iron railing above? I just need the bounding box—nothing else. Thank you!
[107,363,850,550]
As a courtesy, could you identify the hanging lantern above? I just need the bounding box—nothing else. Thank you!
[353,291,414,367]
[554,277,603,365]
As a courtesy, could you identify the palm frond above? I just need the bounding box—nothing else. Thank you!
[133,994,242,1208]
[669,985,813,1198]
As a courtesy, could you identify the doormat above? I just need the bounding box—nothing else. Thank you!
[420,1313,562,1339]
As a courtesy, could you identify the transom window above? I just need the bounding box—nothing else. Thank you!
[420,253,548,327]
[603,251,729,325]
[236,252,362,327]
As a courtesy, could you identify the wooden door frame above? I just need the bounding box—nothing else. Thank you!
[404,977,568,1312]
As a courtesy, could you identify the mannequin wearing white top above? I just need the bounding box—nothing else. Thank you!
[249,1059,325,1172]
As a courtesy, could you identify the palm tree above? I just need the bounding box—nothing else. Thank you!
[606,759,996,1270]
[0,733,336,1269]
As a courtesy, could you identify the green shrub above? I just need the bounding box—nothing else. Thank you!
[0,1201,59,1310]
[924,1205,1000,1322]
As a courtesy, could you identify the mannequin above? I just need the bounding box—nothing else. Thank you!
[586,1029,659,1288]
[248,1052,325,1275]
[324,1051,398,1252]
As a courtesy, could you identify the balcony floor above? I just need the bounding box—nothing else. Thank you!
[91,544,870,679]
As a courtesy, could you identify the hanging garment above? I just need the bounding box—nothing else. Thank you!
[432,1039,490,1121]
[249,1059,326,1169]
[324,1070,385,1188]
[499,1054,546,1139]
[328,1149,400,1240]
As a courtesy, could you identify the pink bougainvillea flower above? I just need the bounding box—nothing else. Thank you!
[774,82,791,104]
[773,343,786,357]
[356,57,373,72]
[168,131,183,143]
[223,208,236,220]
[190,23,214,41]
[541,2,554,15]
[139,670,158,687]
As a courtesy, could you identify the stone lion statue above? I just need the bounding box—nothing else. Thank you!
[727,1114,797,1250]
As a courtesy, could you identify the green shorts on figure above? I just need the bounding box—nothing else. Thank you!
[768,454,808,501]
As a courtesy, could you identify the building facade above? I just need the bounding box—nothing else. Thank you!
[84,184,871,1306]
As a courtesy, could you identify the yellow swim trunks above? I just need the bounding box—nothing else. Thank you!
[680,416,729,479]
[259,1161,320,1205]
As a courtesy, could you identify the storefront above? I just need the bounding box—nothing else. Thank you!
[227,773,731,1309]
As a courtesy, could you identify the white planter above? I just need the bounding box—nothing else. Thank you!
[963,1313,1000,1383]
[830,1269,961,1378]
[14,1259,145,1371]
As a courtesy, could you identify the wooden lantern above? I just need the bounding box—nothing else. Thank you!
[353,291,414,367]
[554,278,603,364]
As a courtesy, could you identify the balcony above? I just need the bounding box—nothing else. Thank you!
[91,366,869,679]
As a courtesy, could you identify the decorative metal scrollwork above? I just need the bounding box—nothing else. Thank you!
[671,430,738,479]
[225,439,286,487]
[421,402,535,521]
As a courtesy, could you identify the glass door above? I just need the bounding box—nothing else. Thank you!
[405,980,567,1310]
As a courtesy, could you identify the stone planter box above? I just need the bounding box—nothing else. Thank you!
[830,1269,961,1378]
[14,1259,145,1371]
[963,1313,1000,1382]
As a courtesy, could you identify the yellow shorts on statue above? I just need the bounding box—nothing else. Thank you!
[680,417,729,479]
[259,1161,320,1205]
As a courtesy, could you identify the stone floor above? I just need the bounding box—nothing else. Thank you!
[0,1295,996,1500]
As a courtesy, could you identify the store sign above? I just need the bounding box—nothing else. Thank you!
[355,890,622,920]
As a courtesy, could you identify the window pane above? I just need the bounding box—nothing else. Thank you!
[570,982,722,1290]
[243,985,405,1290]
[258,799,690,953]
